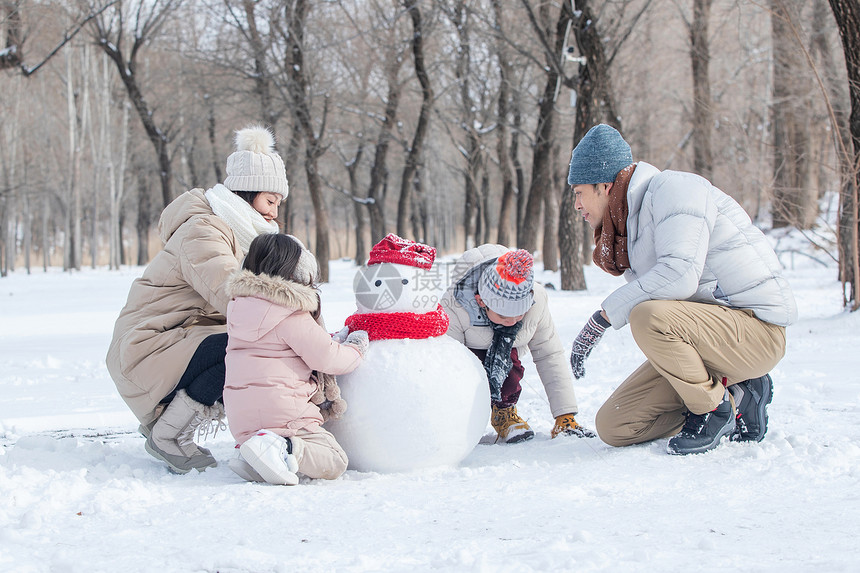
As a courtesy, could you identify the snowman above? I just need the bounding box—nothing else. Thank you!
[326,234,490,473]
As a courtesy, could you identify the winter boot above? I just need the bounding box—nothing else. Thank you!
[228,444,265,483]
[144,390,219,474]
[491,405,535,444]
[137,403,165,439]
[730,374,774,442]
[239,430,299,486]
[551,413,596,438]
[667,389,736,455]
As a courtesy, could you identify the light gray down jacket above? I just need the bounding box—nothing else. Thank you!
[602,162,798,329]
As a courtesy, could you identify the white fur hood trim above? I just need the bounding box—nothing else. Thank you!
[226,269,319,313]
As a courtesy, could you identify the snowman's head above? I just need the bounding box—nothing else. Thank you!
[354,263,442,314]
[355,233,441,314]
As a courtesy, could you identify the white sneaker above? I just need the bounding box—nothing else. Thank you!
[228,445,264,483]
[239,430,300,486]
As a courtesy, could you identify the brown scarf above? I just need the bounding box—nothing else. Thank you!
[593,164,636,276]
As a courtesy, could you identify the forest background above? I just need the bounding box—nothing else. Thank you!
[1,0,858,305]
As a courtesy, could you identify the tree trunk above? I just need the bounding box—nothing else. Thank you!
[109,85,130,270]
[94,2,180,211]
[771,0,815,229]
[543,140,560,271]
[346,141,368,266]
[285,0,331,281]
[559,0,621,290]
[65,48,81,271]
[690,0,714,180]
[520,0,572,256]
[450,0,483,250]
[242,0,279,129]
[207,101,222,184]
[513,101,526,245]
[397,0,434,240]
[367,55,403,245]
[828,0,860,308]
[136,171,151,265]
[493,0,515,247]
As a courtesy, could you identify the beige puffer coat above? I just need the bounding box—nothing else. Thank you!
[105,189,243,426]
[440,244,579,418]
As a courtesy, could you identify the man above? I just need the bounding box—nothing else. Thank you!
[567,124,797,455]
[441,245,594,443]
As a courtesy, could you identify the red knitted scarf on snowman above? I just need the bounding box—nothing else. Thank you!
[344,304,450,341]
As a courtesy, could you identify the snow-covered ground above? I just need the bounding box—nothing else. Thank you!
[1,233,858,572]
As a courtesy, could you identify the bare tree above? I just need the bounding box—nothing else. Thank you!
[91,0,184,210]
[444,0,484,250]
[517,0,570,257]
[559,0,618,290]
[557,0,649,290]
[771,0,816,230]
[396,0,434,240]
[828,0,860,308]
[687,0,714,180]
[1,1,116,76]
[492,0,516,247]
[274,0,333,281]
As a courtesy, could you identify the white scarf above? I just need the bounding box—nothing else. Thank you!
[204,184,279,253]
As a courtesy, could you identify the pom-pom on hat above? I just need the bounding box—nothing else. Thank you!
[224,125,289,200]
[567,124,633,186]
[367,233,436,269]
[478,249,535,317]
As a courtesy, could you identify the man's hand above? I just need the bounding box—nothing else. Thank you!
[570,310,611,379]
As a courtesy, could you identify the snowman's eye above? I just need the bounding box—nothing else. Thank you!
[375,280,382,287]
[401,279,408,285]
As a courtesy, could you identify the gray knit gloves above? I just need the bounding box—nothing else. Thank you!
[344,329,369,357]
[570,310,611,379]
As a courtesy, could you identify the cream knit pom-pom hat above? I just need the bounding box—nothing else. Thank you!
[223,125,289,200]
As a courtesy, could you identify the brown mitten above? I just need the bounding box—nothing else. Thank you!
[310,371,347,422]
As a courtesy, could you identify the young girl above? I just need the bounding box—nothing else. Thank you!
[223,233,368,485]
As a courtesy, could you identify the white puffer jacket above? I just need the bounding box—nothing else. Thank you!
[602,162,798,329]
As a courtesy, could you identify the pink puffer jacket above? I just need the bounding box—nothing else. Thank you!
[224,270,362,444]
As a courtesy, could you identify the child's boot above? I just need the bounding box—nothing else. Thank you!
[240,430,300,485]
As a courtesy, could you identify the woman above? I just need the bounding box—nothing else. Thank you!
[105,125,289,474]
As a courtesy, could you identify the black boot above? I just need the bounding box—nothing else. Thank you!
[667,389,736,455]
[730,374,773,442]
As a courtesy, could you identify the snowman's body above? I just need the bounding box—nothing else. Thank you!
[326,257,490,473]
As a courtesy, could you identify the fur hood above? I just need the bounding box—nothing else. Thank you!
[226,269,319,313]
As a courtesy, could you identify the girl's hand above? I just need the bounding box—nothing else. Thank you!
[344,330,369,357]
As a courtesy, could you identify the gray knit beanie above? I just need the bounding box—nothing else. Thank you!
[224,125,289,200]
[567,124,633,185]
[478,250,535,317]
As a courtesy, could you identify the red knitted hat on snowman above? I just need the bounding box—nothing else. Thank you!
[367,233,436,269]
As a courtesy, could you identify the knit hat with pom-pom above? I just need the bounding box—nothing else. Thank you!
[478,249,535,317]
[224,125,289,200]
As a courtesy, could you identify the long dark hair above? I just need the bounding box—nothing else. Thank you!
[242,234,321,318]
[232,191,258,206]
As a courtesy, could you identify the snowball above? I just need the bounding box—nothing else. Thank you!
[326,336,490,473]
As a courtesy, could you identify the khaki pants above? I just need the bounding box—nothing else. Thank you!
[595,300,786,447]
[289,427,349,480]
